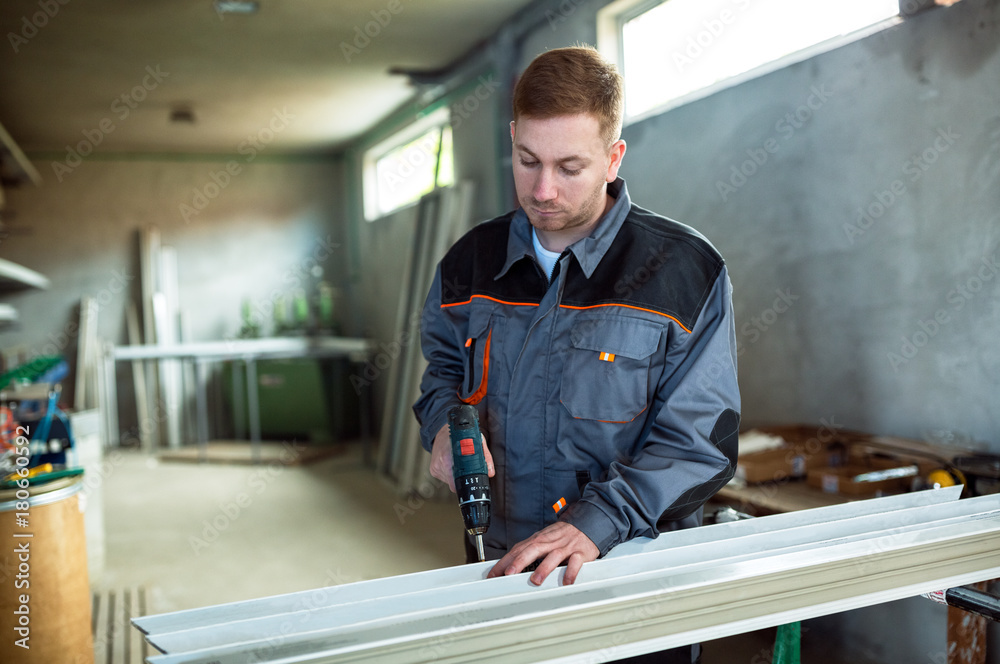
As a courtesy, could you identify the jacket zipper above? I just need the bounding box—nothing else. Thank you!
[466,338,477,394]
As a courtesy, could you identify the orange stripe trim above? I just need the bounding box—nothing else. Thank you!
[441,294,541,309]
[458,328,491,406]
[559,303,692,333]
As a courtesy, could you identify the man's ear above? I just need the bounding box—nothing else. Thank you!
[606,139,627,182]
[510,121,516,142]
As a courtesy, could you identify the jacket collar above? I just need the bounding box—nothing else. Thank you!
[496,177,631,280]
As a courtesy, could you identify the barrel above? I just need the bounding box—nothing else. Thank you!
[0,475,93,663]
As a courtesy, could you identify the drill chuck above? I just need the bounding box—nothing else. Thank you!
[448,404,492,561]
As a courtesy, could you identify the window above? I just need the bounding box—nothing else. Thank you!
[598,0,901,121]
[363,108,454,221]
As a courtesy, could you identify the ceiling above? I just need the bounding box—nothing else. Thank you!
[0,0,533,155]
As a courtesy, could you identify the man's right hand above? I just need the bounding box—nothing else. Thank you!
[429,423,494,492]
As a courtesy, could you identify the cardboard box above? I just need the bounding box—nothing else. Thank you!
[807,460,919,496]
[736,444,837,484]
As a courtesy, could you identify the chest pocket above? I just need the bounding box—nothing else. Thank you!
[560,318,662,422]
[458,311,504,405]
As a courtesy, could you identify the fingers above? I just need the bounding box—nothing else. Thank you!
[529,551,562,586]
[480,434,495,477]
[429,424,456,492]
[487,544,525,578]
[486,523,599,586]
[563,552,585,585]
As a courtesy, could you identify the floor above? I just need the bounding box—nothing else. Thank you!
[100,442,465,614]
[98,441,856,663]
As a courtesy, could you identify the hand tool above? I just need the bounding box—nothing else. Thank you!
[448,404,491,562]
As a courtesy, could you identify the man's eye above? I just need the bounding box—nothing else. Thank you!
[519,159,538,168]
[561,167,581,176]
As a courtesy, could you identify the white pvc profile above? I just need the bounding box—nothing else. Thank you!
[133,486,960,637]
[144,491,987,654]
[136,489,1000,664]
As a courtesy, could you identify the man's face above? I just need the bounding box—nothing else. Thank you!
[511,114,625,239]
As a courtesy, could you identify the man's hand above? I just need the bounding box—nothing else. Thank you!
[428,423,494,492]
[487,521,599,586]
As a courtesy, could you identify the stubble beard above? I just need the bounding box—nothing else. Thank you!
[524,181,607,235]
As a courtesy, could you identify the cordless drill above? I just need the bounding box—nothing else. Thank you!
[448,404,491,562]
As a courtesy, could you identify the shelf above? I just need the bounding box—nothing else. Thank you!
[0,120,41,186]
[0,257,49,290]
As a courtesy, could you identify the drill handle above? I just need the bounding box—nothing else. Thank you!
[448,404,489,478]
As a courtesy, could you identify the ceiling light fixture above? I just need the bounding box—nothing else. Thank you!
[170,106,196,125]
[214,1,259,15]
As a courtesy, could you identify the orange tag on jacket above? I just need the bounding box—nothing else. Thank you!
[599,352,615,362]
[552,497,567,513]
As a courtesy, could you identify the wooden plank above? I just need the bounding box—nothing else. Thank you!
[93,587,149,664]
[111,589,127,664]
[139,226,162,449]
[127,588,147,664]
[76,296,99,410]
[158,246,183,450]
[126,303,152,452]
[93,590,110,664]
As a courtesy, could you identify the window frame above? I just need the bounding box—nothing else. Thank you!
[598,0,904,125]
[362,107,453,222]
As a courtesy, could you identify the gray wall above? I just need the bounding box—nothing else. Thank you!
[0,155,346,438]
[620,2,1000,450]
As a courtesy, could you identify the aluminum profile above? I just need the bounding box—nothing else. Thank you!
[133,488,1000,664]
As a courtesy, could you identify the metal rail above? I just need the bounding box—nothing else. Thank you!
[106,336,372,462]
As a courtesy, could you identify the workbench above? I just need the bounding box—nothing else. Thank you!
[104,336,373,463]
[712,430,997,664]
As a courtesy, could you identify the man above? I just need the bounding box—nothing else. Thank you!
[414,46,739,591]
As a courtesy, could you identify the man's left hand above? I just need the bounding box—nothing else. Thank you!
[487,522,599,586]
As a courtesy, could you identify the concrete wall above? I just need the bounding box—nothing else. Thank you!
[619,1,1000,451]
[0,155,346,440]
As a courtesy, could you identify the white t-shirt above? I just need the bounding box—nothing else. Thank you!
[532,229,562,282]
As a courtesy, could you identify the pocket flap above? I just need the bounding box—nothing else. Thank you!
[466,309,493,338]
[571,319,661,359]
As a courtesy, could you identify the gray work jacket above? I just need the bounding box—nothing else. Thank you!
[414,178,740,560]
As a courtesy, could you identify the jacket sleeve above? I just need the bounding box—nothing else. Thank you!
[559,267,741,556]
[412,267,463,452]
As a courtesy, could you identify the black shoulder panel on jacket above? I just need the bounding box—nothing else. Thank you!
[561,205,725,331]
[439,213,548,305]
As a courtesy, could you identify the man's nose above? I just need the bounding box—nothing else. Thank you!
[533,169,557,202]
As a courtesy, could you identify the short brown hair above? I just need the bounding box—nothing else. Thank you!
[512,46,624,147]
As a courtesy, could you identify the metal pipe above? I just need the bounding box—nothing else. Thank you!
[945,585,1000,622]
